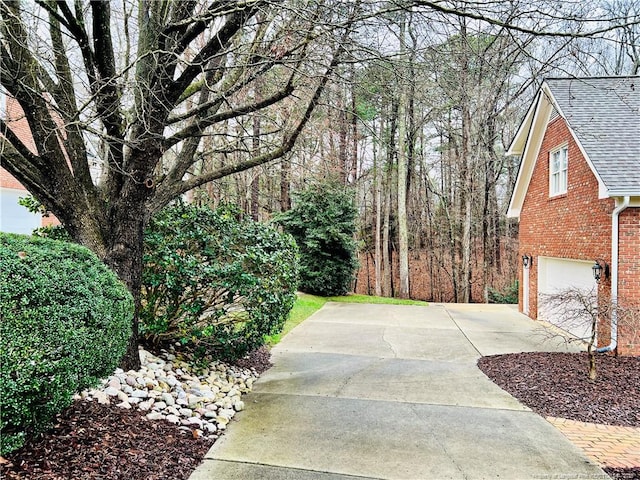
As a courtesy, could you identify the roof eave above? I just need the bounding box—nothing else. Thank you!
[506,91,540,156]
[606,190,640,197]
[506,87,553,219]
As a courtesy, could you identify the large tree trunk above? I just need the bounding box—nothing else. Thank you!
[68,198,145,371]
[103,203,147,371]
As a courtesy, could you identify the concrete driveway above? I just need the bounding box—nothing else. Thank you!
[189,302,607,480]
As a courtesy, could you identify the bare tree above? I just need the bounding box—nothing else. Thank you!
[0,0,361,368]
[539,288,640,380]
[540,288,600,380]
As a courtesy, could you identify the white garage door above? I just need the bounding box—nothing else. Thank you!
[537,257,598,341]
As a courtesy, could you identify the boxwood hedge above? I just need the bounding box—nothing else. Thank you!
[0,233,132,454]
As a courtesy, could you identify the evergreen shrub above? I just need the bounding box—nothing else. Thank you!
[488,281,519,304]
[0,233,133,454]
[276,181,359,296]
[141,203,299,359]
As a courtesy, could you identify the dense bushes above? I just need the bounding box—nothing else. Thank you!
[0,233,133,454]
[141,203,299,359]
[488,281,519,304]
[276,181,358,296]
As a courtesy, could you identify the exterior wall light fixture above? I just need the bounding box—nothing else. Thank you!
[592,259,609,283]
[522,254,533,268]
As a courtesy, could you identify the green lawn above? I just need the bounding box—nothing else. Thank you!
[266,293,427,346]
[326,294,428,306]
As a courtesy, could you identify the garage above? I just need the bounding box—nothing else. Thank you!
[537,257,598,341]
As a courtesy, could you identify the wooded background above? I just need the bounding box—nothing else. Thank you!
[184,2,640,302]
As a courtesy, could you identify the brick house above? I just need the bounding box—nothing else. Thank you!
[1,94,59,233]
[507,76,639,356]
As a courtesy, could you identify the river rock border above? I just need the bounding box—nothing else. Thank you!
[76,347,260,440]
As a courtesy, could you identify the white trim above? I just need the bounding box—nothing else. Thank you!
[506,90,540,156]
[507,91,553,218]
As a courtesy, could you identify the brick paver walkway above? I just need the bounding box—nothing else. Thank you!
[547,417,640,469]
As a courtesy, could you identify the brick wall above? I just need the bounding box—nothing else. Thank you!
[2,95,36,191]
[517,116,639,355]
[519,116,613,316]
[0,167,26,190]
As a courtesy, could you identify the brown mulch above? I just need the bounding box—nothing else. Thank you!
[232,344,273,374]
[604,467,640,480]
[479,352,640,480]
[0,401,213,480]
[477,352,640,427]
[0,346,272,480]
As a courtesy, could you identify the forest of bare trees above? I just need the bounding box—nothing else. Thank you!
[2,0,639,365]
[189,1,640,303]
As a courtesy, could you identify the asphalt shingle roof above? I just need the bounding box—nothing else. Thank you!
[545,76,640,195]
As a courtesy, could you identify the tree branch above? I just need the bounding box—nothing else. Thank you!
[169,6,259,106]
[0,133,59,213]
[412,1,640,39]
[47,6,93,190]
[148,11,353,214]
[163,83,295,149]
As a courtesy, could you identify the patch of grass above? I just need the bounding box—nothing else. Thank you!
[326,294,428,306]
[265,293,427,346]
[265,293,327,345]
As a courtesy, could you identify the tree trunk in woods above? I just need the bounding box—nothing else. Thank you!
[281,158,291,212]
[396,13,410,299]
[458,19,473,304]
[349,66,359,184]
[382,165,393,297]
[374,118,383,297]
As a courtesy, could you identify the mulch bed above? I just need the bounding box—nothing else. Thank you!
[479,352,640,480]
[2,350,638,479]
[477,352,640,427]
[604,467,640,480]
[0,401,213,480]
[0,345,272,480]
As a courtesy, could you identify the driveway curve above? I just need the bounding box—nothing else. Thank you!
[190,302,607,480]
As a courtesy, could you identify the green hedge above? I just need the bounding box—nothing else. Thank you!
[276,181,359,296]
[141,203,299,359]
[0,233,132,454]
[488,281,519,304]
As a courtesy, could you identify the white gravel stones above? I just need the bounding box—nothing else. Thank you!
[81,347,261,440]
[165,414,181,425]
